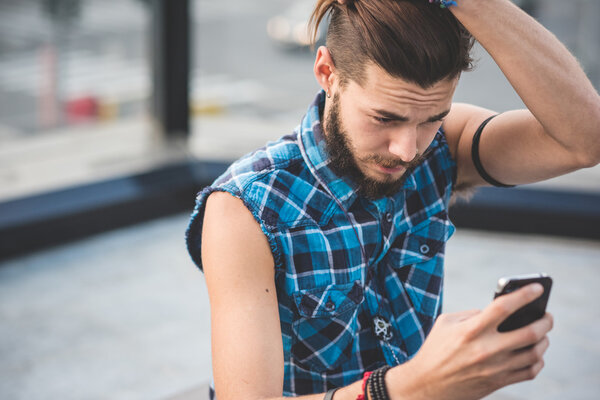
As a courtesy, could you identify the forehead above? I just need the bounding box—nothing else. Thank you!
[343,63,458,113]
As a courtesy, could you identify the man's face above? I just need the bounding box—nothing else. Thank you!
[323,63,457,199]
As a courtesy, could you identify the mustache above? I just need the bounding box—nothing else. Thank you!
[361,153,422,169]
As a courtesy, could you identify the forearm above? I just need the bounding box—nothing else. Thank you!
[452,0,600,164]
[240,364,415,400]
[258,364,421,400]
[252,379,363,400]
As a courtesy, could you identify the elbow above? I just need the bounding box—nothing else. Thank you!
[578,99,600,167]
[587,103,600,166]
[587,155,600,169]
[588,147,600,167]
[575,112,600,168]
[575,147,600,169]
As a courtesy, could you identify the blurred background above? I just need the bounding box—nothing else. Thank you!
[0,0,598,399]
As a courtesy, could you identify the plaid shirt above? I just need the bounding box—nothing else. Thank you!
[187,91,456,396]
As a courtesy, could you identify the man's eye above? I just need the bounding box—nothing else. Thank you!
[374,116,394,124]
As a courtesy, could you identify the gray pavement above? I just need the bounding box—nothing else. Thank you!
[1,213,599,400]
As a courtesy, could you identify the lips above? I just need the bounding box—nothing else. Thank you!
[378,165,405,174]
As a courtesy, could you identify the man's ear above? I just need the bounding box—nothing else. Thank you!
[314,46,337,93]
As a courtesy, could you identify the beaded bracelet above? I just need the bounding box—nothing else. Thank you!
[429,0,458,8]
[366,366,392,400]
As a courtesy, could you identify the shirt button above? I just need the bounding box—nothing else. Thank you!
[419,244,430,254]
[385,212,393,222]
[325,300,336,311]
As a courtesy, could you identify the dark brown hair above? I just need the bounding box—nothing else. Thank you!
[310,0,474,88]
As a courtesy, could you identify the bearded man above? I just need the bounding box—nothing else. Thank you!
[186,0,600,399]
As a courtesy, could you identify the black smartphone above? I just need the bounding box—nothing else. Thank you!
[493,273,552,332]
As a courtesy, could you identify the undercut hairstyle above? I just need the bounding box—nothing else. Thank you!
[310,0,474,88]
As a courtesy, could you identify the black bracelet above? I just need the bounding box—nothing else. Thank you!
[471,114,516,188]
[323,387,338,400]
[366,371,375,400]
[369,368,380,400]
[376,368,385,400]
[379,366,391,400]
[367,366,391,400]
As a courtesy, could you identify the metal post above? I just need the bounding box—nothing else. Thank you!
[152,0,190,138]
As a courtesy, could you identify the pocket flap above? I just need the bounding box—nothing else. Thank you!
[393,212,455,267]
[293,281,363,318]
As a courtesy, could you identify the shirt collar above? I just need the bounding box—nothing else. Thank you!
[298,91,417,210]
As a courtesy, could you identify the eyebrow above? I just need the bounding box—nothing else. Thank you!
[373,109,451,123]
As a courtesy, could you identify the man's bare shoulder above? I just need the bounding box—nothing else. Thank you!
[202,191,275,286]
[204,191,252,225]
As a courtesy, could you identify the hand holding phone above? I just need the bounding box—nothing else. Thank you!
[402,273,553,399]
[494,273,552,332]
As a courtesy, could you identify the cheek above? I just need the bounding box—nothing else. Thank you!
[354,126,387,154]
[417,124,442,152]
[342,114,385,152]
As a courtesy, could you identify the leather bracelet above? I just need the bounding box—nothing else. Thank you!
[376,368,386,400]
[367,371,377,400]
[324,388,339,400]
[471,114,516,188]
[380,366,391,400]
[367,366,391,400]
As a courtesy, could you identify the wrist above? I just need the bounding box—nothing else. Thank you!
[448,0,509,16]
[385,362,423,400]
[429,0,458,8]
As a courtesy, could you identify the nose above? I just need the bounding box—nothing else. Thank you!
[387,126,418,163]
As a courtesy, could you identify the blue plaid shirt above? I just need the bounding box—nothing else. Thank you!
[187,91,457,396]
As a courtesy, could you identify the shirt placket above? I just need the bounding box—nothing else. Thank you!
[362,198,407,365]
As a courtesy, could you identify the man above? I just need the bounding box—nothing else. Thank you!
[186,0,600,399]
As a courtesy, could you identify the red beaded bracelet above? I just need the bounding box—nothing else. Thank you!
[356,371,373,400]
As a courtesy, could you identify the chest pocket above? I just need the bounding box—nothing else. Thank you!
[291,281,363,371]
[389,210,455,319]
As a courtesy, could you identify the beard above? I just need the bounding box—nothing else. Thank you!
[323,93,423,200]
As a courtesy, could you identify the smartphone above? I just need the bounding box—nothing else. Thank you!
[493,273,552,332]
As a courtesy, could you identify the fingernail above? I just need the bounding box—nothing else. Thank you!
[530,283,544,295]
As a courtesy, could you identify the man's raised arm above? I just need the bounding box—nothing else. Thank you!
[444,0,600,189]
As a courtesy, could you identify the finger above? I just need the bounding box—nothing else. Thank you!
[503,359,545,385]
[506,336,550,371]
[479,283,544,330]
[499,312,553,351]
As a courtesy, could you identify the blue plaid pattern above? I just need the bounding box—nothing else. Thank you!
[186,91,456,396]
